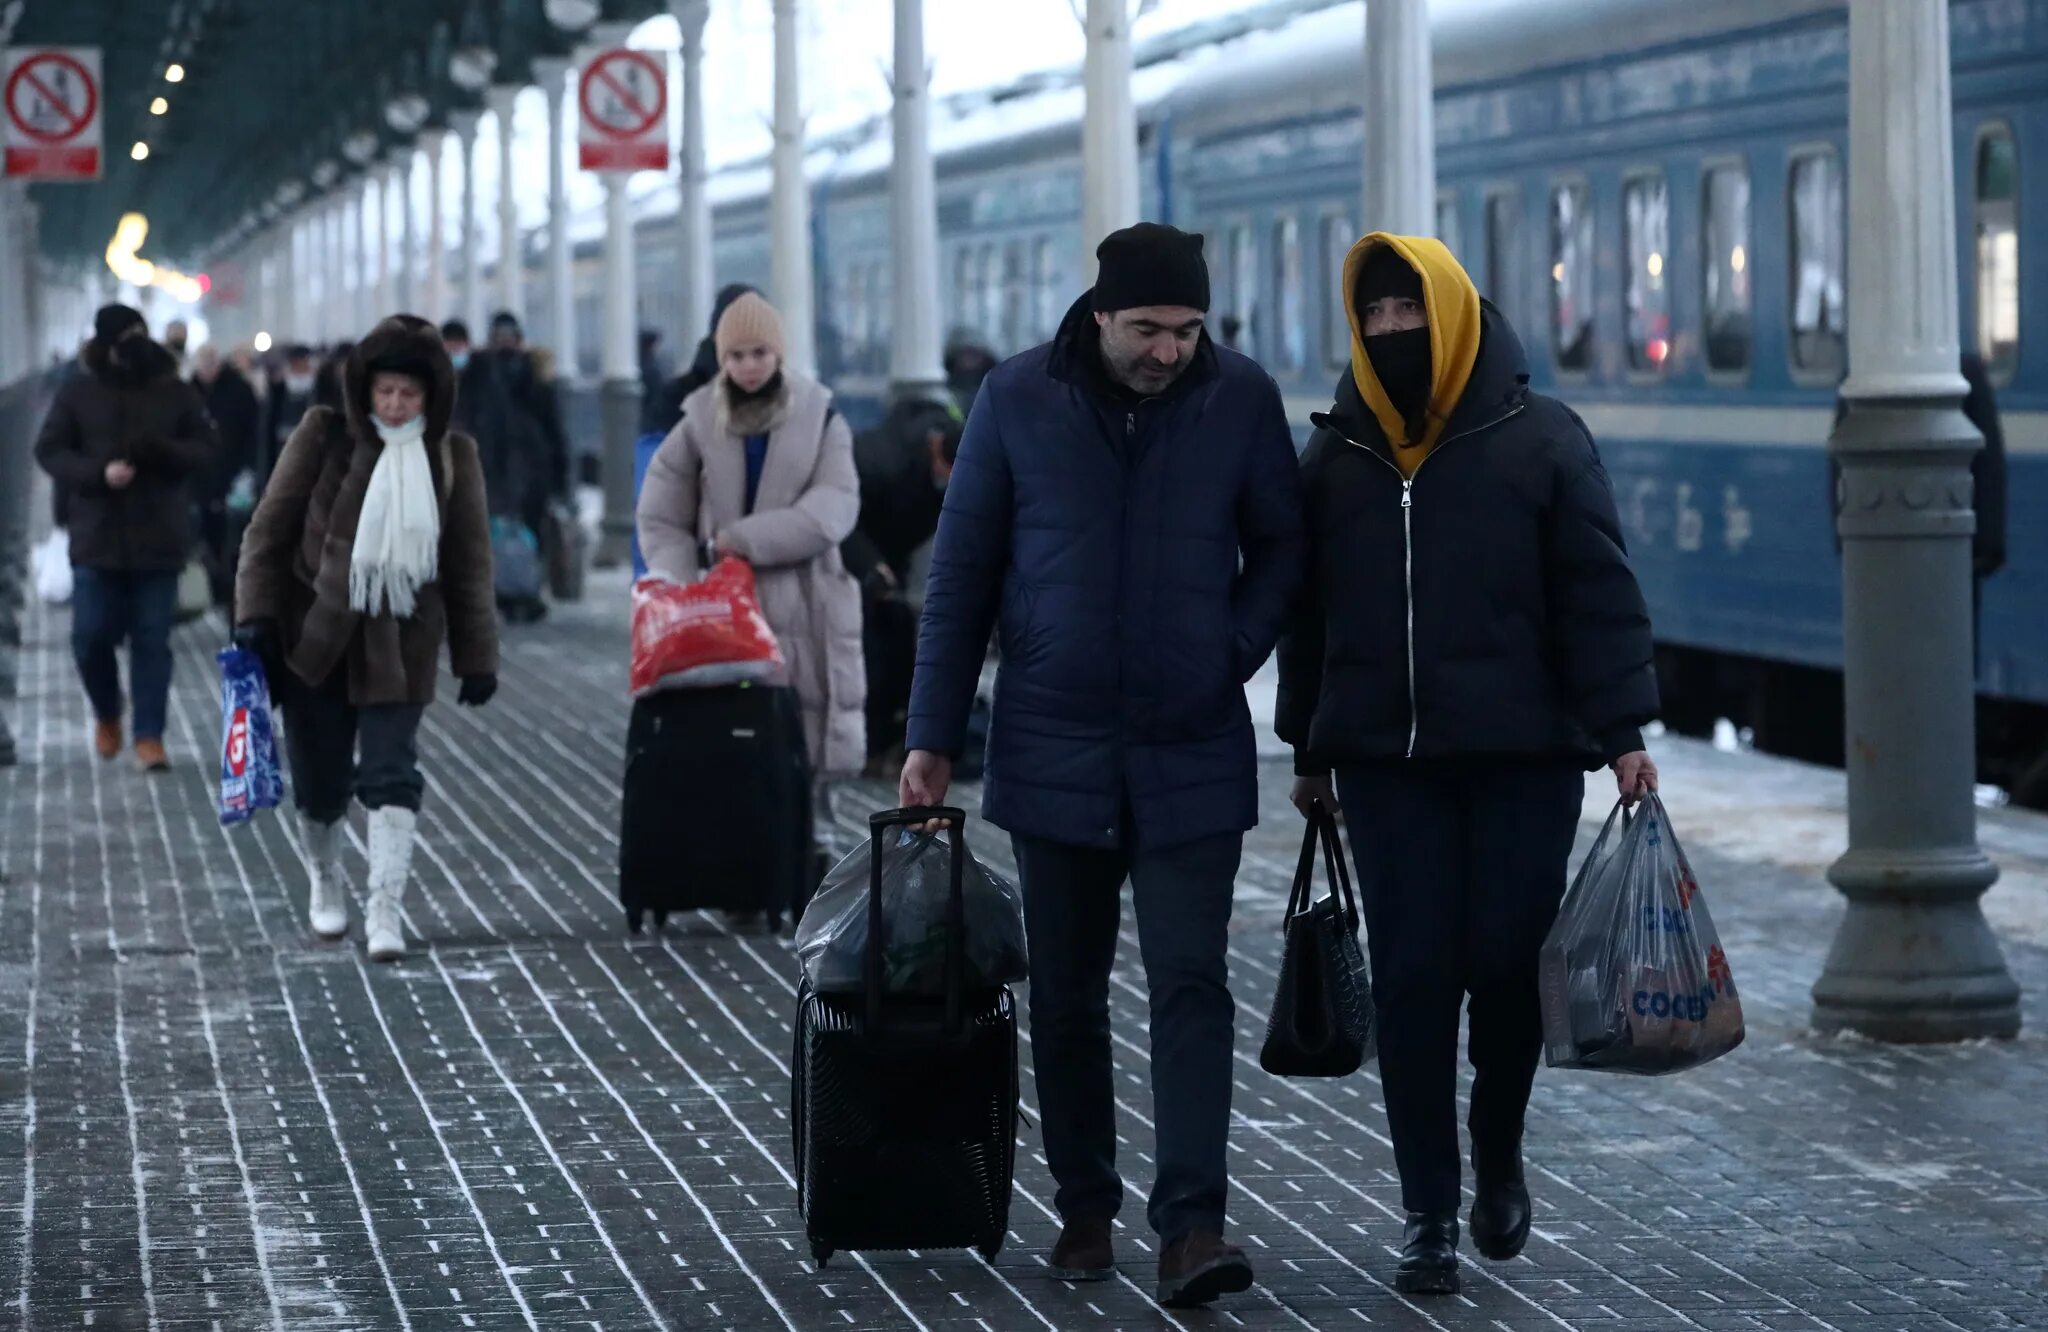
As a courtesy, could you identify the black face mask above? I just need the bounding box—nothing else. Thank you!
[1364,326,1432,440]
[723,369,784,407]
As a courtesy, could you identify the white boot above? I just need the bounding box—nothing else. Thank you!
[301,816,349,939]
[364,807,418,962]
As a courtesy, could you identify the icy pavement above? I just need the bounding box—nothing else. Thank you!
[1,577,2044,1330]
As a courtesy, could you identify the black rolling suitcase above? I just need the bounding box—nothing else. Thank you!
[618,683,811,933]
[792,807,1019,1267]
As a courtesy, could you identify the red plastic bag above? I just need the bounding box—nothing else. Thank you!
[629,558,787,697]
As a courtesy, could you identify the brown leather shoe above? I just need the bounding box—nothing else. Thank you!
[134,739,171,772]
[1156,1231,1254,1308]
[94,719,122,760]
[1048,1217,1115,1282]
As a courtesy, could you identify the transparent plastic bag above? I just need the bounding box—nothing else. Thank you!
[1538,793,1744,1074]
[796,813,1028,997]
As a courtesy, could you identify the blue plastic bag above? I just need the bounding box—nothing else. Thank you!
[218,646,284,827]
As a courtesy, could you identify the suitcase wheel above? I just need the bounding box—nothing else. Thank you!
[653,910,670,933]
[625,908,644,935]
[811,1242,833,1268]
[979,1235,1004,1264]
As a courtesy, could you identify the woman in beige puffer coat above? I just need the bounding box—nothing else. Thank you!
[635,292,866,776]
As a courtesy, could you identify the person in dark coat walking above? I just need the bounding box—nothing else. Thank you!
[234,316,500,961]
[643,283,762,438]
[1275,234,1660,1296]
[193,345,263,606]
[33,304,220,770]
[262,343,321,486]
[452,311,569,621]
[901,223,1305,1309]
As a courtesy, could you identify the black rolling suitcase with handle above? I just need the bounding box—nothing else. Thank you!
[618,682,811,934]
[792,807,1019,1267]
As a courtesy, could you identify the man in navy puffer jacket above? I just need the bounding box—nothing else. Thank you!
[901,223,1304,1308]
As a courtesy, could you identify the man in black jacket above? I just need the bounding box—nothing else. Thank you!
[193,345,262,606]
[1276,235,1660,1295]
[34,305,220,770]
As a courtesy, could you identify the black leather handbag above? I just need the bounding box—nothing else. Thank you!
[1259,802,1376,1078]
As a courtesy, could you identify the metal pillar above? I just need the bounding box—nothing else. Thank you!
[536,58,578,375]
[278,220,298,341]
[422,130,449,323]
[888,0,945,402]
[389,150,415,315]
[488,85,524,323]
[1080,0,1139,279]
[594,176,640,569]
[1361,0,1435,237]
[1812,0,2020,1043]
[0,184,23,382]
[673,0,713,343]
[371,168,392,324]
[354,175,374,334]
[452,110,484,336]
[770,0,816,374]
[328,195,347,342]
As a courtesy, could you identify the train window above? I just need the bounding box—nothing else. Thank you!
[1271,215,1306,372]
[1322,214,1354,370]
[1550,180,1594,372]
[1789,149,1846,377]
[1484,189,1525,332]
[1976,124,2019,380]
[1435,192,1461,261]
[955,247,980,335]
[1701,163,1752,373]
[1623,173,1670,373]
[1034,237,1060,339]
[1228,222,1257,358]
[1001,240,1028,354]
[981,243,1003,348]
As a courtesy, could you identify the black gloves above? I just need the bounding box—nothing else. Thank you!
[458,674,498,708]
[233,619,281,673]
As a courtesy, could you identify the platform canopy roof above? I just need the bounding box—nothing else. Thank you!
[8,0,666,267]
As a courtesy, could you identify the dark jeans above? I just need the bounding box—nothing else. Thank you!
[1335,761,1585,1217]
[1011,822,1243,1243]
[71,567,179,740]
[282,667,426,823]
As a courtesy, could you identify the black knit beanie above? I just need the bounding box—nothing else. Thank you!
[94,303,147,346]
[1353,246,1425,309]
[1093,223,1210,314]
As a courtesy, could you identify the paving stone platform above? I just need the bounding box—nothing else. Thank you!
[2,575,2045,1331]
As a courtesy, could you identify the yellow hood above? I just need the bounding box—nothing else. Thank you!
[1341,232,1483,469]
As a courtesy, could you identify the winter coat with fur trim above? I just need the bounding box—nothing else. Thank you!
[34,338,220,572]
[234,316,499,706]
[635,370,867,777]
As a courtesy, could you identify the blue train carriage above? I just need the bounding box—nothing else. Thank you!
[1166,0,2048,804]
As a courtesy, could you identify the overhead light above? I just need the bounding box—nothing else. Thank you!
[131,142,150,161]
[384,91,430,133]
[311,159,340,188]
[450,46,496,91]
[150,96,168,115]
[543,0,601,31]
[343,130,380,165]
[165,63,185,83]
[254,331,273,353]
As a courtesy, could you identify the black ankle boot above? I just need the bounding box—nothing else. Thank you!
[1396,1213,1459,1294]
[1470,1171,1532,1260]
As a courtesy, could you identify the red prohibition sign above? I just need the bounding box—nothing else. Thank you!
[5,51,97,145]
[580,49,664,139]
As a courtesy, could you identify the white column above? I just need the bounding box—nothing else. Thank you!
[372,167,392,323]
[596,174,641,566]
[328,194,348,341]
[1362,0,1435,237]
[452,110,484,335]
[354,175,374,333]
[391,152,413,314]
[488,85,524,323]
[278,219,299,341]
[888,0,944,398]
[673,0,714,343]
[770,0,816,374]
[1081,0,1140,279]
[535,57,579,376]
[421,130,449,322]
[0,184,24,382]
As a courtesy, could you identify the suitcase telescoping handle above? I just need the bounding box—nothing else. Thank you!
[864,807,970,1035]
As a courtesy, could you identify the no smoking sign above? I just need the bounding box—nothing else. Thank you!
[579,47,668,173]
[4,47,102,181]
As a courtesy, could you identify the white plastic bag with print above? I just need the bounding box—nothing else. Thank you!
[1538,793,1744,1075]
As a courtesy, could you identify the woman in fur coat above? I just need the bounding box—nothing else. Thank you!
[636,292,867,781]
[234,315,500,961]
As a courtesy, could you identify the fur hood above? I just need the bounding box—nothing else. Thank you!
[343,315,458,445]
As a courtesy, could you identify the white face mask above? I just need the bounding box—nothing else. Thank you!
[284,372,315,394]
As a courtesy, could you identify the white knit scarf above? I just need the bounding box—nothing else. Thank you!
[349,415,440,619]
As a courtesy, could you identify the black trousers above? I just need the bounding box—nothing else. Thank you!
[282,668,427,824]
[1334,761,1585,1217]
[1010,822,1243,1243]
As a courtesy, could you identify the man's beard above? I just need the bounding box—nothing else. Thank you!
[1100,334,1187,396]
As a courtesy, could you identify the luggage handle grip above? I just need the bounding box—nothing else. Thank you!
[864,808,971,1035]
